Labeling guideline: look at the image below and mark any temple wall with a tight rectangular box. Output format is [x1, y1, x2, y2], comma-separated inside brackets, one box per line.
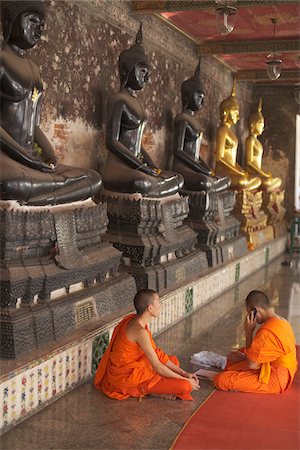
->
[1, 0, 295, 212]
[252, 85, 298, 217]
[0, 0, 252, 173]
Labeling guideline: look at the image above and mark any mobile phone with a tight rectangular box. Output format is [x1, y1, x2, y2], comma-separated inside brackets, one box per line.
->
[251, 308, 257, 319]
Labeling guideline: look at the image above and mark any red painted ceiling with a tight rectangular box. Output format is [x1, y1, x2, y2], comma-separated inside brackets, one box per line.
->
[161, 3, 300, 72]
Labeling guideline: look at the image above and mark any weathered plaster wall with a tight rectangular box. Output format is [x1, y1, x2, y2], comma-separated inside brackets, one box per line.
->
[0, 0, 253, 173]
[252, 85, 298, 216]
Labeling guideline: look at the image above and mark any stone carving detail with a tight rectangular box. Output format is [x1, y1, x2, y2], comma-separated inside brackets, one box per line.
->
[182, 189, 247, 266]
[101, 192, 208, 292]
[0, 202, 136, 358]
[262, 191, 287, 237]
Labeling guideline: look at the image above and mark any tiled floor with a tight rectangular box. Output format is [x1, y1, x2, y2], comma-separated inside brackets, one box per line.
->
[1, 255, 299, 450]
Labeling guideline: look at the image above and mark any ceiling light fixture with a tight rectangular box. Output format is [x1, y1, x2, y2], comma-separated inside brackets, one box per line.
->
[215, 0, 238, 36]
[266, 18, 282, 80]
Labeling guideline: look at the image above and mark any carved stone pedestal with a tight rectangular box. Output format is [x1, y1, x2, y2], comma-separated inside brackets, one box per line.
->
[182, 190, 247, 266]
[262, 190, 287, 238]
[100, 192, 208, 291]
[0, 200, 136, 358]
[234, 191, 274, 248]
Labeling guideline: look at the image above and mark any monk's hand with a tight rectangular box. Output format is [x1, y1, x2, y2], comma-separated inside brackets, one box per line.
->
[189, 377, 200, 391]
[185, 372, 199, 382]
[227, 350, 246, 363]
[244, 312, 256, 336]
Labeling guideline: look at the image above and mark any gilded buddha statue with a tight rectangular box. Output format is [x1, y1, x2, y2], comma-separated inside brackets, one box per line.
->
[173, 61, 230, 193]
[245, 98, 282, 192]
[0, 1, 102, 205]
[103, 23, 183, 197]
[215, 79, 261, 191]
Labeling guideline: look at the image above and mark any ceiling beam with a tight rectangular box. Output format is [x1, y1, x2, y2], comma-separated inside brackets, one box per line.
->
[132, 1, 298, 13]
[198, 39, 300, 55]
[236, 69, 300, 82]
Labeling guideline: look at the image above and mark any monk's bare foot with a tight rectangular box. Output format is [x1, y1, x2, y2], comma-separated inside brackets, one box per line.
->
[148, 394, 177, 400]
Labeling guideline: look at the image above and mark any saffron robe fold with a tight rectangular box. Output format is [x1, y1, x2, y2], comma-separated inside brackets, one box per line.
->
[214, 317, 298, 394]
[94, 314, 192, 400]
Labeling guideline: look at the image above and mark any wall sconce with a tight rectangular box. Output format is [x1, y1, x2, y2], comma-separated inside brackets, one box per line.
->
[266, 18, 282, 80]
[215, 0, 238, 36]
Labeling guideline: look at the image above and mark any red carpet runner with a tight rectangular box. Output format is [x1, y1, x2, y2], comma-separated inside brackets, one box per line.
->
[172, 346, 300, 450]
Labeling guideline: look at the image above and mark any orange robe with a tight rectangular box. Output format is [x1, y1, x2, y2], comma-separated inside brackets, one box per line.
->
[214, 317, 298, 393]
[94, 314, 192, 400]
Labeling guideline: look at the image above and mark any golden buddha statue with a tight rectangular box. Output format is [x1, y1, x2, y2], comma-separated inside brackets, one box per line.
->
[215, 79, 261, 191]
[245, 98, 282, 192]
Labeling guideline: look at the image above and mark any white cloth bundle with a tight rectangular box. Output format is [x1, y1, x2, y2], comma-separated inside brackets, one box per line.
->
[191, 351, 227, 370]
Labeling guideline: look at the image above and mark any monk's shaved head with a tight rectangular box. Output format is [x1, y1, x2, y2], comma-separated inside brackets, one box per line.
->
[134, 289, 158, 315]
[245, 290, 271, 310]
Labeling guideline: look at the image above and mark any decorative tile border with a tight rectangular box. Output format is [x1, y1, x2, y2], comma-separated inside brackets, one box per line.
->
[0, 236, 286, 434]
[91, 332, 110, 375]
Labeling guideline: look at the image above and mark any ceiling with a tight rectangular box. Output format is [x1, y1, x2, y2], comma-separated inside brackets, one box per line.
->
[132, 1, 300, 84]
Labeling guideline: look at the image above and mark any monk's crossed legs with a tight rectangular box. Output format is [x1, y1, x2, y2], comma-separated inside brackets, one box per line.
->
[147, 356, 193, 400]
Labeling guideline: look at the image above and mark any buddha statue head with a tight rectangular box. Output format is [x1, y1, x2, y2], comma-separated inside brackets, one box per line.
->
[119, 22, 149, 90]
[220, 78, 240, 126]
[181, 60, 205, 112]
[1, 0, 45, 48]
[248, 98, 265, 136]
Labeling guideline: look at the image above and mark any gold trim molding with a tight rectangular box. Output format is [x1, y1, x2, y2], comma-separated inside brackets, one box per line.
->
[132, 1, 298, 13]
[198, 39, 300, 55]
[236, 69, 300, 82]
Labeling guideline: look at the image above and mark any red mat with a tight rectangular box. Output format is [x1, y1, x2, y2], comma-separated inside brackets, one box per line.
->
[172, 347, 300, 450]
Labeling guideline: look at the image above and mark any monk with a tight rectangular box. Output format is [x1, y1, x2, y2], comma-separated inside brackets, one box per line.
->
[94, 289, 199, 400]
[213, 290, 298, 393]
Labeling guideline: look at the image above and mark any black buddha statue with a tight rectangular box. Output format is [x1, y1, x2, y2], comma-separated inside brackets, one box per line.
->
[103, 23, 183, 197]
[173, 61, 230, 193]
[0, 1, 102, 205]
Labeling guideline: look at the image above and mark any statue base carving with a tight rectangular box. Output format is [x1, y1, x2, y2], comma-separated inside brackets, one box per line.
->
[181, 190, 248, 266]
[262, 190, 287, 238]
[0, 200, 136, 358]
[247, 225, 275, 249]
[99, 192, 208, 292]
[234, 191, 274, 248]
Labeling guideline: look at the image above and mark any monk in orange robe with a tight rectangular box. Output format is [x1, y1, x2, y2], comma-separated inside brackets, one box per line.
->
[94, 289, 200, 400]
[214, 290, 298, 393]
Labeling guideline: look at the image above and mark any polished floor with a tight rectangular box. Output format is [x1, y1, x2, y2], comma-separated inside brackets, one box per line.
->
[1, 255, 299, 450]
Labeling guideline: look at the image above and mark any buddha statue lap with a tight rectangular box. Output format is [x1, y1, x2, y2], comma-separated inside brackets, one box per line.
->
[245, 98, 282, 192]
[173, 61, 230, 194]
[215, 79, 261, 192]
[0, 1, 102, 206]
[102, 24, 183, 198]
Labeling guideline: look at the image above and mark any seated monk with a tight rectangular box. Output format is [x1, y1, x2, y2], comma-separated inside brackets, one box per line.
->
[245, 98, 282, 192]
[0, 1, 102, 205]
[102, 23, 183, 197]
[173, 60, 230, 193]
[94, 289, 199, 400]
[215, 79, 261, 192]
[212, 290, 298, 393]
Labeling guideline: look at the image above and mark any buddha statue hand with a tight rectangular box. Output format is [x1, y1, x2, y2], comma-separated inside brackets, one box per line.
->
[39, 160, 58, 173]
[140, 164, 160, 177]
